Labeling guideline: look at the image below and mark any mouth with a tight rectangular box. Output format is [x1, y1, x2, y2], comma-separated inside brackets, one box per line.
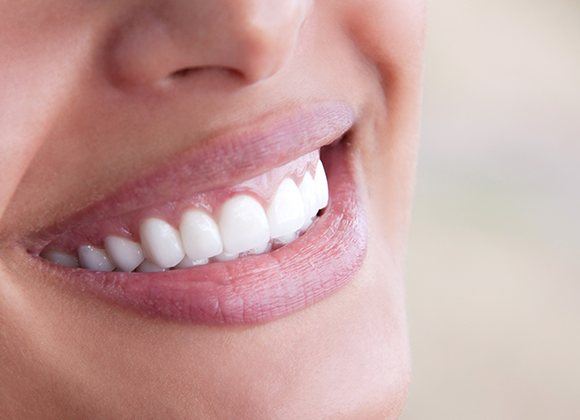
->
[24, 102, 367, 325]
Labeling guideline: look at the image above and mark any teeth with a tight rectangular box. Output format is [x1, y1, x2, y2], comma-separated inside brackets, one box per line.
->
[249, 241, 272, 255]
[41, 158, 330, 271]
[40, 250, 79, 268]
[136, 260, 167, 273]
[104, 236, 144, 272]
[180, 210, 223, 260]
[299, 172, 318, 220]
[273, 232, 298, 247]
[139, 218, 185, 268]
[218, 194, 270, 254]
[314, 160, 329, 210]
[78, 245, 115, 272]
[267, 178, 306, 240]
[176, 256, 209, 268]
[213, 252, 240, 262]
[300, 217, 314, 232]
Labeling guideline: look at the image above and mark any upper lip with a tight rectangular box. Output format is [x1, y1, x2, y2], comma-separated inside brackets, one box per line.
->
[26, 101, 355, 253]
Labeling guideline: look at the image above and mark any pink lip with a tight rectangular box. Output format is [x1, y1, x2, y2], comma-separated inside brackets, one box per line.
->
[27, 102, 367, 324]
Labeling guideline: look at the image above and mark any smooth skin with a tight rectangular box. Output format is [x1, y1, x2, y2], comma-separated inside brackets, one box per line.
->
[0, 1, 425, 418]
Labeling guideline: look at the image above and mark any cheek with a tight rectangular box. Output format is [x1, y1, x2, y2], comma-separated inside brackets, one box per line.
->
[343, 0, 426, 63]
[0, 3, 99, 230]
[341, 0, 426, 252]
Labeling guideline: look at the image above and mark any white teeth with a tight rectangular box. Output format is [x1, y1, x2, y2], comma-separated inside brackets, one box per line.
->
[104, 236, 144, 272]
[139, 218, 185, 268]
[42, 157, 329, 271]
[180, 210, 223, 260]
[300, 217, 314, 232]
[218, 194, 270, 254]
[273, 232, 298, 247]
[299, 172, 318, 220]
[213, 252, 239, 262]
[78, 245, 115, 272]
[267, 178, 306, 240]
[40, 249, 79, 268]
[249, 241, 272, 255]
[176, 256, 209, 268]
[136, 260, 167, 273]
[314, 160, 329, 210]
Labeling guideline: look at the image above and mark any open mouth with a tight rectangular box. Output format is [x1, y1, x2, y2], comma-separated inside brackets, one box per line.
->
[24, 102, 367, 324]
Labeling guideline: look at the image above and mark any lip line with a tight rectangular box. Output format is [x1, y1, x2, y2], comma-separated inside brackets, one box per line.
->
[25, 101, 355, 253]
[25, 142, 367, 324]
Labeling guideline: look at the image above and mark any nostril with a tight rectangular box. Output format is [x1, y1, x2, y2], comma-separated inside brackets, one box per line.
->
[170, 67, 196, 79]
[167, 65, 246, 84]
[108, 0, 310, 89]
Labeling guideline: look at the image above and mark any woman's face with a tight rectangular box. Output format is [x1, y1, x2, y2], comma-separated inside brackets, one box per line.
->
[0, 1, 424, 418]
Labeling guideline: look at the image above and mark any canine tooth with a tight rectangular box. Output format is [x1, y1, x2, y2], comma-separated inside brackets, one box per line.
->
[214, 252, 239, 262]
[78, 245, 115, 272]
[140, 218, 185, 268]
[180, 210, 223, 260]
[218, 194, 270, 254]
[136, 260, 167, 272]
[176, 256, 209, 268]
[267, 178, 305, 239]
[40, 250, 79, 268]
[314, 160, 329, 210]
[299, 172, 318, 220]
[104, 236, 144, 272]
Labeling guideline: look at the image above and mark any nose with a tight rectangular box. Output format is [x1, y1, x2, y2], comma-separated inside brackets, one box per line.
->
[109, 0, 311, 87]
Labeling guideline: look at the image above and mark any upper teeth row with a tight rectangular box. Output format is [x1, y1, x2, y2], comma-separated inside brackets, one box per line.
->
[41, 160, 329, 272]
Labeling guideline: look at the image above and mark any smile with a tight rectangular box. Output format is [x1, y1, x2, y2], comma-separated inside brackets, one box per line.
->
[40, 151, 327, 271]
[25, 102, 367, 324]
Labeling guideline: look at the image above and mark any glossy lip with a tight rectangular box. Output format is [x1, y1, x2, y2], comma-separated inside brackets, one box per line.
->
[24, 102, 367, 324]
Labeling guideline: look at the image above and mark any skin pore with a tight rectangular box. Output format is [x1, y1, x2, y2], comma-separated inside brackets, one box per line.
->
[0, 1, 424, 418]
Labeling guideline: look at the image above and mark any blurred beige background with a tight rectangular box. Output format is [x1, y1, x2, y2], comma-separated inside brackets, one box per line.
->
[403, 0, 580, 419]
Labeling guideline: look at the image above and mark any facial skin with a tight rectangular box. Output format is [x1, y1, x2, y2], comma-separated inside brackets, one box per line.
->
[0, 1, 424, 418]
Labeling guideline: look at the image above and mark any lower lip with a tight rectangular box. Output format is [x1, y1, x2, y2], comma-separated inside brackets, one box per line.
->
[32, 143, 367, 325]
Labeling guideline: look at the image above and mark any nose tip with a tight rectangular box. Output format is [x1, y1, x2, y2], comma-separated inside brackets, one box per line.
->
[230, 1, 309, 83]
[109, 1, 311, 88]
